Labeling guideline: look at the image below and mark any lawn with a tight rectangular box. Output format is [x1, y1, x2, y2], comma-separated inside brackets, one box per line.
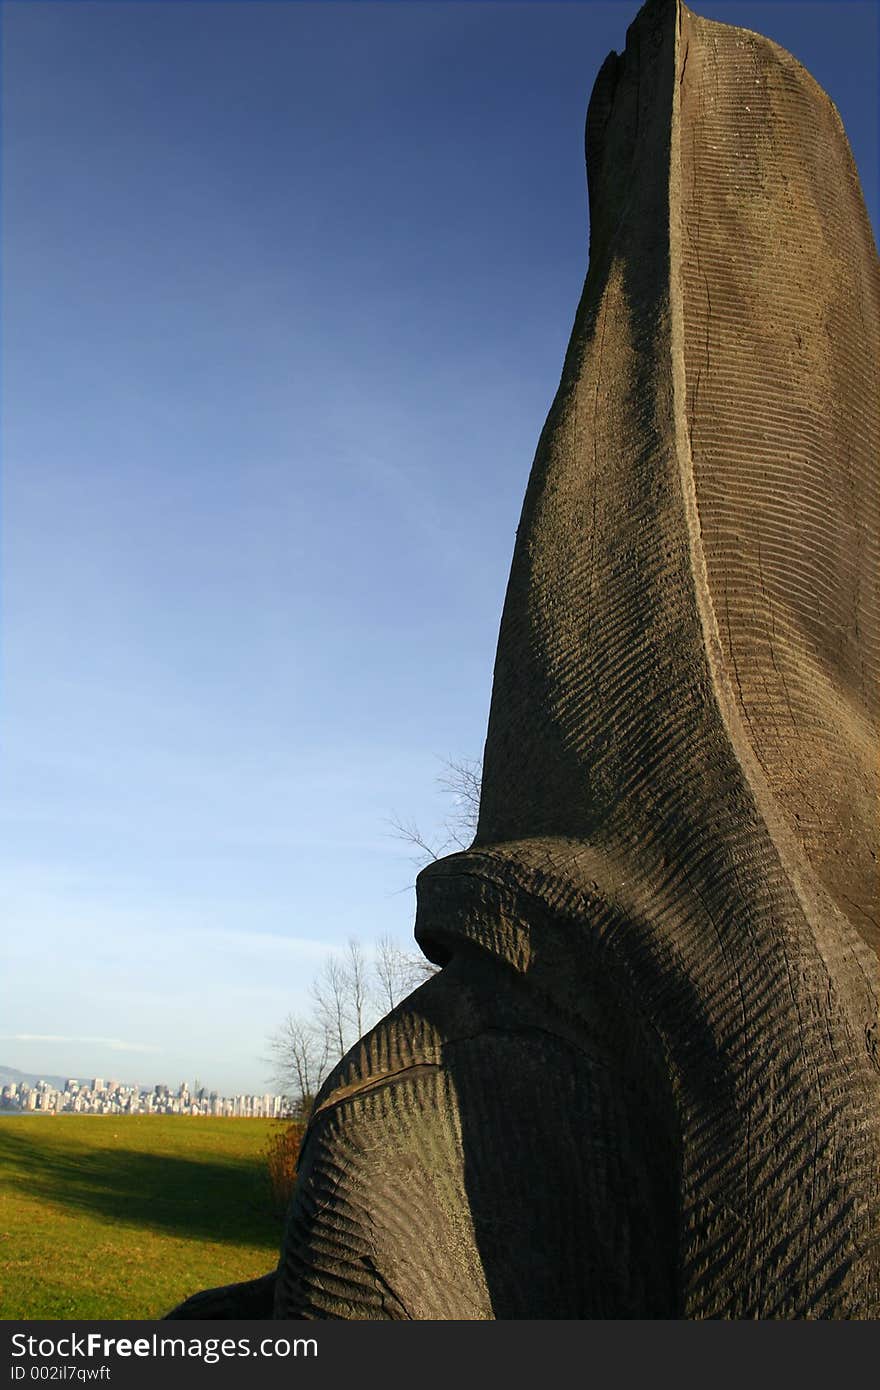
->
[0, 1115, 289, 1319]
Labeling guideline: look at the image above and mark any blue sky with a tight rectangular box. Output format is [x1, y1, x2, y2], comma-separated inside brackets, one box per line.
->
[2, 0, 877, 1095]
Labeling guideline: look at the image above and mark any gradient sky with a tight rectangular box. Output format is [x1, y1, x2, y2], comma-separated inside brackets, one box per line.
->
[2, 0, 877, 1095]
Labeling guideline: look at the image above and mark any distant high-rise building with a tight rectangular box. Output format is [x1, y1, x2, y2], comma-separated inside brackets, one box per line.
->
[92, 1078, 104, 1092]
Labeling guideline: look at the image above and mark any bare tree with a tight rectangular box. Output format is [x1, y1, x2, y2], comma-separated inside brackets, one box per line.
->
[264, 757, 476, 1110]
[386, 815, 443, 866]
[373, 932, 433, 1013]
[266, 1013, 330, 1115]
[268, 933, 439, 1115]
[310, 954, 350, 1062]
[436, 755, 482, 849]
[388, 754, 483, 866]
[343, 937, 370, 1041]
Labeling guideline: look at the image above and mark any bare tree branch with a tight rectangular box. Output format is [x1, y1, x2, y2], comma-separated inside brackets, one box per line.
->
[267, 929, 441, 1116]
[387, 755, 483, 865]
[310, 955, 351, 1062]
[344, 937, 370, 1041]
[373, 932, 433, 1013]
[437, 755, 482, 844]
[384, 814, 444, 866]
[265, 1012, 331, 1115]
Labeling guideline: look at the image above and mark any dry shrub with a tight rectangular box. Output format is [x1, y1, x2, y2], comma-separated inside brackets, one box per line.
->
[265, 1122, 305, 1216]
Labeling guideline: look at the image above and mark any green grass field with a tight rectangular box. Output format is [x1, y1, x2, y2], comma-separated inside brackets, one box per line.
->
[0, 1115, 288, 1319]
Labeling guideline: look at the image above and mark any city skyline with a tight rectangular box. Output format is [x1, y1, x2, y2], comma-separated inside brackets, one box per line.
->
[1, 1073, 289, 1118]
[2, 1, 877, 1095]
